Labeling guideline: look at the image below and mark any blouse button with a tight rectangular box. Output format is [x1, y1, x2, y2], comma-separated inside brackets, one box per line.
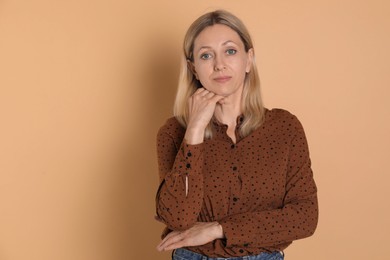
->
[187, 152, 192, 157]
[231, 144, 235, 149]
[186, 163, 191, 169]
[239, 249, 244, 253]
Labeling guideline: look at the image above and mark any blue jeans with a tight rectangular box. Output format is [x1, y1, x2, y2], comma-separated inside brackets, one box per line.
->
[172, 248, 284, 260]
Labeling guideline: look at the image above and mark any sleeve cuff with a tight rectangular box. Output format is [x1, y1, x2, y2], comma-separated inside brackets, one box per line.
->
[174, 140, 204, 174]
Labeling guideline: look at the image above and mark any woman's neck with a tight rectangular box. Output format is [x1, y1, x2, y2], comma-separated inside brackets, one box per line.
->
[214, 97, 242, 128]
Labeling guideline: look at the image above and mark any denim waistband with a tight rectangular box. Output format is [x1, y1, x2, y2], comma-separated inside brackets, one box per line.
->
[172, 248, 284, 260]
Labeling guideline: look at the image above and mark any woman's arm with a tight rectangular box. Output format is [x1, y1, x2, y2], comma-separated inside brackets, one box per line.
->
[156, 88, 224, 231]
[155, 128, 205, 231]
[219, 117, 318, 248]
[156, 221, 224, 251]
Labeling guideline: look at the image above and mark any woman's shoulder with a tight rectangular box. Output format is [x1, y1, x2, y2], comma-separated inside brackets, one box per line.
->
[265, 108, 304, 129]
[157, 116, 186, 138]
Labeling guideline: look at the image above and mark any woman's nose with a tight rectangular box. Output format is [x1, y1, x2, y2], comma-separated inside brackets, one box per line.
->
[214, 55, 226, 71]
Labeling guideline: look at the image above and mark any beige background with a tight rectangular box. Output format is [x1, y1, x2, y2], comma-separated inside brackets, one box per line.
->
[0, 0, 389, 259]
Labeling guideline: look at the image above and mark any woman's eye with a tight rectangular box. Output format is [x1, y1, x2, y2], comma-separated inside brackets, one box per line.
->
[226, 49, 237, 55]
[200, 53, 212, 60]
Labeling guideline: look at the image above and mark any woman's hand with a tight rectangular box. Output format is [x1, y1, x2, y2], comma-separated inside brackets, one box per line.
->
[156, 222, 224, 252]
[184, 88, 224, 145]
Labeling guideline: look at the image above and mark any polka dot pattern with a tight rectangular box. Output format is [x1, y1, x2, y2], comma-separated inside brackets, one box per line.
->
[156, 108, 318, 258]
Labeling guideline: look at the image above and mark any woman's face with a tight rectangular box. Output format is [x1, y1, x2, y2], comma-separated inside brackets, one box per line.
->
[191, 24, 253, 99]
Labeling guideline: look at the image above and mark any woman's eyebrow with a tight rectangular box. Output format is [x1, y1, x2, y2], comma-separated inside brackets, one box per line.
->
[196, 46, 212, 53]
[196, 41, 238, 53]
[222, 40, 238, 46]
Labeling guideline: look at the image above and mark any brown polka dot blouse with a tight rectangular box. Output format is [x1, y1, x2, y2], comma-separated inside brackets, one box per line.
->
[156, 108, 318, 257]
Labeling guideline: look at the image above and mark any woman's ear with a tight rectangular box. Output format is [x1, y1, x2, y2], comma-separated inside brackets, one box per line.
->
[245, 48, 254, 73]
[187, 59, 198, 79]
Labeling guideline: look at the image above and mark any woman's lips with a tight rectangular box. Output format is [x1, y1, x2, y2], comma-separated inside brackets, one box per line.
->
[214, 76, 232, 83]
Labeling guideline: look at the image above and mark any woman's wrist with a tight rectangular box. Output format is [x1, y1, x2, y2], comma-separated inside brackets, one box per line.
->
[185, 125, 205, 145]
[213, 222, 225, 239]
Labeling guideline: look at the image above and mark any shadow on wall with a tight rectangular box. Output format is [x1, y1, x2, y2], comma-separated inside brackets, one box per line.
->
[105, 33, 181, 259]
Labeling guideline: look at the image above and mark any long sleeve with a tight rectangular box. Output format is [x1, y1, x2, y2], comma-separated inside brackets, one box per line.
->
[155, 120, 205, 231]
[156, 110, 318, 257]
[219, 116, 318, 248]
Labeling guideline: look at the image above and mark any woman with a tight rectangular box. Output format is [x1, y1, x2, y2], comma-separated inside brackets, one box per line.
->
[155, 10, 318, 260]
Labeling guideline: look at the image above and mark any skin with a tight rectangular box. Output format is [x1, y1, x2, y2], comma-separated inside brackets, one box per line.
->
[157, 24, 254, 252]
[186, 24, 253, 144]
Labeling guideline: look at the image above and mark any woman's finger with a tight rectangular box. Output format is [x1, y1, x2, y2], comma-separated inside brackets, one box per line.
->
[194, 87, 206, 95]
[157, 231, 185, 251]
[162, 239, 187, 251]
[211, 94, 225, 103]
[202, 90, 216, 99]
[198, 89, 210, 97]
[158, 230, 179, 247]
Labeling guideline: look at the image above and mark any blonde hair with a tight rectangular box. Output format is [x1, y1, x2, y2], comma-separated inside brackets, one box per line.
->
[174, 10, 265, 139]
